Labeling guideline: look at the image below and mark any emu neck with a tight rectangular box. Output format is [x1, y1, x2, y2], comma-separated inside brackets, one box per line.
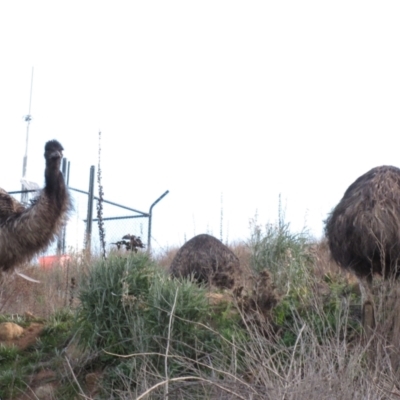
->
[44, 160, 63, 197]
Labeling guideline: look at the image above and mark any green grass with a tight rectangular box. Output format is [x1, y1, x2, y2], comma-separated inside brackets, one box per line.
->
[0, 367, 28, 399]
[0, 343, 19, 363]
[2, 210, 400, 399]
[0, 310, 77, 399]
[74, 252, 247, 396]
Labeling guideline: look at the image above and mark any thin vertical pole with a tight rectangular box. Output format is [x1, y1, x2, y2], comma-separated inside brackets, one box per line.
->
[147, 190, 169, 253]
[67, 161, 71, 186]
[21, 67, 34, 204]
[85, 166, 95, 252]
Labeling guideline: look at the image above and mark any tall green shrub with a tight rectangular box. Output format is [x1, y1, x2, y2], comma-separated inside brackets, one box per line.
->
[248, 206, 311, 289]
[75, 253, 246, 393]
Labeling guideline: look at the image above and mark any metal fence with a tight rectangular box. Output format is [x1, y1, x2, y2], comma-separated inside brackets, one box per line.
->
[8, 163, 168, 257]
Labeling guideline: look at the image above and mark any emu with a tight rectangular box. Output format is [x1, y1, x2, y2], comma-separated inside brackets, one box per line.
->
[169, 233, 241, 289]
[0, 140, 71, 272]
[325, 165, 400, 336]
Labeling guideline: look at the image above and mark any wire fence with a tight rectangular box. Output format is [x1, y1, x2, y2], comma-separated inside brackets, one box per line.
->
[7, 188, 149, 257]
[8, 168, 168, 258]
[6, 158, 168, 265]
[72, 187, 150, 255]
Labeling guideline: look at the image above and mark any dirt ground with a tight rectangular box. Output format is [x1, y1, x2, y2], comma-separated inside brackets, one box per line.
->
[0, 322, 44, 351]
[0, 322, 61, 400]
[0, 321, 102, 400]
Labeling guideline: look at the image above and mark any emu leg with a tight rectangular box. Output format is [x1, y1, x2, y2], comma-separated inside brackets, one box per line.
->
[389, 283, 400, 374]
[362, 300, 375, 338]
[358, 275, 375, 341]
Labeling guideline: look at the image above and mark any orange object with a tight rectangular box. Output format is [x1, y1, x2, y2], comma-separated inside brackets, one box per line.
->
[38, 255, 70, 269]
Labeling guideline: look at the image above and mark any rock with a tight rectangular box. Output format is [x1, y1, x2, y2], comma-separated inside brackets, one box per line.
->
[34, 384, 54, 399]
[0, 322, 24, 340]
[86, 372, 101, 396]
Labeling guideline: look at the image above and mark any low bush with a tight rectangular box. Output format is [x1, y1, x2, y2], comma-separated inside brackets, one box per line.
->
[75, 253, 247, 396]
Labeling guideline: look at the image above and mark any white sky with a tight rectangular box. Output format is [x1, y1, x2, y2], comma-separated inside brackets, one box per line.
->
[1, 1, 400, 251]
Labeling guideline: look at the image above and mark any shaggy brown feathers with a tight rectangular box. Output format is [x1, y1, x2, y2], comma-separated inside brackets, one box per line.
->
[169, 234, 242, 289]
[0, 188, 25, 220]
[0, 140, 71, 271]
[325, 165, 400, 280]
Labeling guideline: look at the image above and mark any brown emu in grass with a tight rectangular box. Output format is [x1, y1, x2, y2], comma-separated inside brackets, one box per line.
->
[0, 140, 71, 272]
[169, 234, 241, 289]
[325, 165, 400, 336]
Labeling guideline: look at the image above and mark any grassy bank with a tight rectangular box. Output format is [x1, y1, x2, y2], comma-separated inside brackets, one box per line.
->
[1, 218, 400, 399]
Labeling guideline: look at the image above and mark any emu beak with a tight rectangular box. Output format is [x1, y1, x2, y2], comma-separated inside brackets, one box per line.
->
[50, 150, 63, 159]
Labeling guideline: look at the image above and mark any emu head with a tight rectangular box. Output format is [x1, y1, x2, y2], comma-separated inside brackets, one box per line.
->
[44, 140, 64, 168]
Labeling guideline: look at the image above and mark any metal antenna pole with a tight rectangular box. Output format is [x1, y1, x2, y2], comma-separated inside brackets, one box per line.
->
[21, 67, 34, 204]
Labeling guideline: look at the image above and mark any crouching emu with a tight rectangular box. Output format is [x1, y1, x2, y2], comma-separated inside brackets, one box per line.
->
[0, 139, 71, 272]
[325, 165, 400, 338]
[169, 234, 242, 289]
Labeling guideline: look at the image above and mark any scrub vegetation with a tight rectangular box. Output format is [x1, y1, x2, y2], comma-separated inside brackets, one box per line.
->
[1, 211, 400, 399]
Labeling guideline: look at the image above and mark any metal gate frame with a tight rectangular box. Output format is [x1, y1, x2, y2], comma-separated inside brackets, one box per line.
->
[8, 162, 169, 255]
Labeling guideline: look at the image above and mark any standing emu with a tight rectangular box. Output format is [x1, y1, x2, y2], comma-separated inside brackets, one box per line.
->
[325, 165, 400, 335]
[0, 139, 71, 272]
[169, 234, 241, 289]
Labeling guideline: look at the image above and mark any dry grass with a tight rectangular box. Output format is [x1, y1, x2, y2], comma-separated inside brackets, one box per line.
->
[311, 239, 358, 283]
[153, 246, 180, 270]
[4, 239, 400, 399]
[0, 252, 88, 318]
